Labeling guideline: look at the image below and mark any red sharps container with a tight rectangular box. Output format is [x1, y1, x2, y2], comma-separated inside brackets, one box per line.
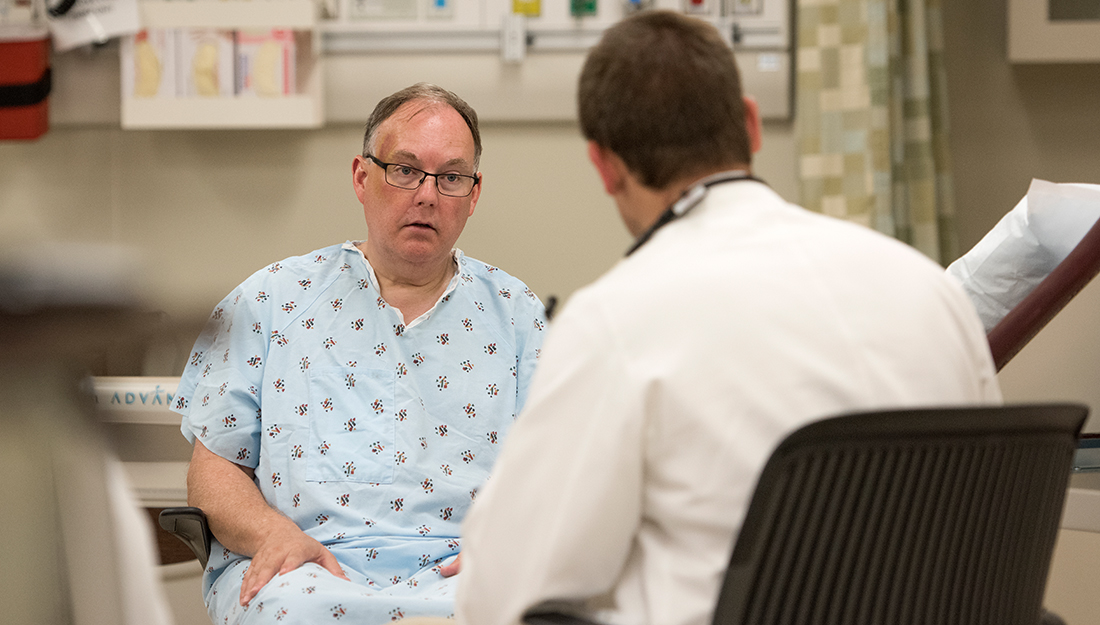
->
[0, 24, 51, 140]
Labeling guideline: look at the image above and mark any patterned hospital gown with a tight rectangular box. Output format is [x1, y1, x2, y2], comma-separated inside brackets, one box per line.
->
[172, 242, 546, 625]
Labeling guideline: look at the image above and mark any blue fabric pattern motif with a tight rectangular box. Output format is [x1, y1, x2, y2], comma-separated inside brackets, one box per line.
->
[172, 242, 545, 625]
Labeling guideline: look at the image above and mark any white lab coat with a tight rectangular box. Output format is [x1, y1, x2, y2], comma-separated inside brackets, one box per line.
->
[456, 181, 1001, 625]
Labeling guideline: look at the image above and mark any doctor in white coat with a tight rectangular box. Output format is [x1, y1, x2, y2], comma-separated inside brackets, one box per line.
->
[454, 10, 1001, 625]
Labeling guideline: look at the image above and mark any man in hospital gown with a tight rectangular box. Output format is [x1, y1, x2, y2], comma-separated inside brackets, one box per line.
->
[172, 83, 545, 625]
[456, 12, 1001, 625]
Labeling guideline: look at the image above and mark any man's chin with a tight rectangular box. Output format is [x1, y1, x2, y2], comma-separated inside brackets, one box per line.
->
[395, 239, 454, 266]
[398, 230, 442, 249]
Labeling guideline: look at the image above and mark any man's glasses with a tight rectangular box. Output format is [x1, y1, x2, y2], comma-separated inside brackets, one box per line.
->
[366, 154, 480, 198]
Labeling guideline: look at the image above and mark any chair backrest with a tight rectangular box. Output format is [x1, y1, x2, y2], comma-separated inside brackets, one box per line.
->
[712, 404, 1087, 625]
[988, 215, 1100, 371]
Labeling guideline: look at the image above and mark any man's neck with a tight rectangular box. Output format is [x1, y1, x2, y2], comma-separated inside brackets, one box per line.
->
[623, 165, 751, 237]
[357, 243, 456, 322]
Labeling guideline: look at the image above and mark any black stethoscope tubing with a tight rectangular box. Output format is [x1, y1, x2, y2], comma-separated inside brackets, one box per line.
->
[625, 171, 765, 256]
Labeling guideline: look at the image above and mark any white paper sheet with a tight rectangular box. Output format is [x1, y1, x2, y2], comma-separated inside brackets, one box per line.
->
[946, 179, 1100, 332]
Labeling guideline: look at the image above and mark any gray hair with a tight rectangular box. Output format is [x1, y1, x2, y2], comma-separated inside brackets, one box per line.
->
[362, 83, 482, 169]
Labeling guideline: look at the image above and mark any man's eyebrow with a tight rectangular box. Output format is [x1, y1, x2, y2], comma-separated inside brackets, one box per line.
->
[390, 150, 421, 164]
[443, 157, 472, 169]
[390, 150, 473, 172]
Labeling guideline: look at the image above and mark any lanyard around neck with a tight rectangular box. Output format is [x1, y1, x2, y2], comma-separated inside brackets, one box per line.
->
[625, 171, 764, 256]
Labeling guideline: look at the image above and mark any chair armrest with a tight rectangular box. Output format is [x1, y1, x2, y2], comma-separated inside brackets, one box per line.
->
[523, 611, 604, 625]
[158, 506, 212, 569]
[1041, 608, 1067, 625]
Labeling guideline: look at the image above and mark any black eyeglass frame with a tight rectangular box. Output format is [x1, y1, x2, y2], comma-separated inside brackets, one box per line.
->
[365, 154, 481, 198]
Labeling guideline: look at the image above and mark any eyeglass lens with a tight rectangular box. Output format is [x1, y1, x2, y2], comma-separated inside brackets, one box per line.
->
[386, 164, 476, 197]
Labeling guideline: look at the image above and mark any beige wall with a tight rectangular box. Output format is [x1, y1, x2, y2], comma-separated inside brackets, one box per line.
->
[0, 120, 784, 323]
[2, 0, 1097, 426]
[5, 0, 1098, 424]
[0, 77, 798, 377]
[2, 2, 1100, 621]
[0, 4, 1091, 399]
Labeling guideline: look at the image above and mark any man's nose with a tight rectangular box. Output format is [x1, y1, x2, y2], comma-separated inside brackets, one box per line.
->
[414, 175, 440, 204]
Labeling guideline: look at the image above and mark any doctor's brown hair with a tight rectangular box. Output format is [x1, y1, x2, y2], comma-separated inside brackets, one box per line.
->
[578, 10, 751, 189]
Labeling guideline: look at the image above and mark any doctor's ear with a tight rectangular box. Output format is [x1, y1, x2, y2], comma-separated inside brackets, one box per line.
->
[587, 142, 627, 195]
[743, 96, 763, 155]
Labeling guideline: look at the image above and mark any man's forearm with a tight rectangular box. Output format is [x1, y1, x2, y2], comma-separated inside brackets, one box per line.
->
[187, 440, 302, 557]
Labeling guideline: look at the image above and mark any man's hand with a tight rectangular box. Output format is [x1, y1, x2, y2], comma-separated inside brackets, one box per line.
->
[239, 527, 349, 606]
[187, 441, 351, 606]
[438, 552, 462, 578]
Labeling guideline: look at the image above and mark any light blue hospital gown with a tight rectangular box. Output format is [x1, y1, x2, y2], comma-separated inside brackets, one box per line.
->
[172, 242, 545, 625]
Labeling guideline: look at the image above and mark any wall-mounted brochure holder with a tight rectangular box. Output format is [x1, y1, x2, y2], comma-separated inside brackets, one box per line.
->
[120, 0, 323, 129]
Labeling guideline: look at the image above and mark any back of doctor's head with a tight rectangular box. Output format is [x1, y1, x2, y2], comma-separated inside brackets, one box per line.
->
[578, 10, 751, 189]
[362, 83, 483, 169]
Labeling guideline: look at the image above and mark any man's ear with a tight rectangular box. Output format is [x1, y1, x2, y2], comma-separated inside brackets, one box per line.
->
[352, 155, 370, 204]
[743, 96, 763, 154]
[587, 141, 626, 196]
[467, 171, 482, 217]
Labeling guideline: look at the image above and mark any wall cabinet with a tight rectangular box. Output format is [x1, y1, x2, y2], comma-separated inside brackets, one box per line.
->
[120, 0, 324, 129]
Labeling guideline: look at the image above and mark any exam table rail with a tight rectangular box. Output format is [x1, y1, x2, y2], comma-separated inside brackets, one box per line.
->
[987, 211, 1100, 371]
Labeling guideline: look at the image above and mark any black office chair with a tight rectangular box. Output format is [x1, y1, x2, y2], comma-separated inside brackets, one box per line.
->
[526, 403, 1086, 625]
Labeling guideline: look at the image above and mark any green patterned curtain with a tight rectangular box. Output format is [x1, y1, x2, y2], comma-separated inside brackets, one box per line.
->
[796, 0, 956, 264]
